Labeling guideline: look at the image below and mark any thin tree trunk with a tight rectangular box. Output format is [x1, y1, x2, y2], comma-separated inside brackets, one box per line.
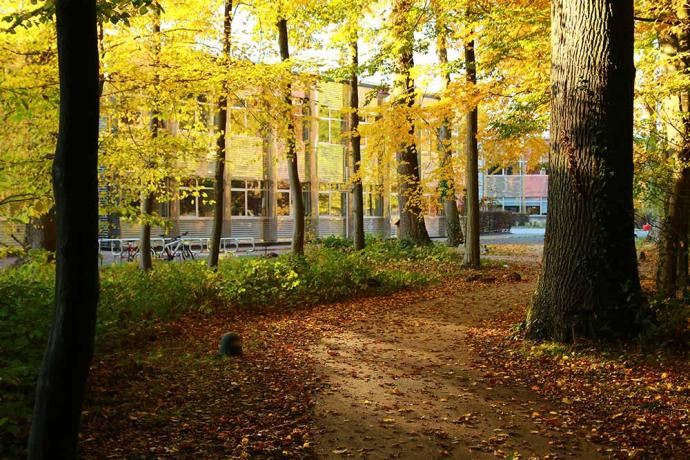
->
[139, 8, 161, 271]
[208, 0, 232, 268]
[526, 0, 642, 342]
[350, 30, 365, 250]
[277, 18, 305, 255]
[28, 0, 100, 455]
[463, 36, 480, 267]
[436, 29, 463, 247]
[391, 0, 431, 245]
[656, 12, 690, 297]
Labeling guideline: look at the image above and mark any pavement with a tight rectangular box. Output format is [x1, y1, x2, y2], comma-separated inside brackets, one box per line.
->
[3, 227, 655, 268]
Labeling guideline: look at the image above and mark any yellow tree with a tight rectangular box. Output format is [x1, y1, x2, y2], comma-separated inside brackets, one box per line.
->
[0, 3, 58, 249]
[98, 0, 218, 268]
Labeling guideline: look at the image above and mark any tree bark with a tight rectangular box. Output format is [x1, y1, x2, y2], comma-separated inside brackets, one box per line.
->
[526, 0, 643, 342]
[436, 29, 463, 247]
[208, 0, 232, 268]
[28, 0, 100, 456]
[277, 18, 305, 255]
[391, 0, 431, 245]
[350, 31, 365, 250]
[139, 8, 161, 271]
[463, 36, 480, 267]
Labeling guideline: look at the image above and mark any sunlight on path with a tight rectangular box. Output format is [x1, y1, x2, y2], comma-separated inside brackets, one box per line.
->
[309, 275, 603, 459]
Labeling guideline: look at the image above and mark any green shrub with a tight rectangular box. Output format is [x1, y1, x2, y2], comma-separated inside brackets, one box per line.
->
[0, 251, 54, 456]
[362, 237, 456, 264]
[317, 235, 353, 251]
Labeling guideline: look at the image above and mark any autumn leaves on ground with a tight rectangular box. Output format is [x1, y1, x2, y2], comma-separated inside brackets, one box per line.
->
[77, 246, 690, 459]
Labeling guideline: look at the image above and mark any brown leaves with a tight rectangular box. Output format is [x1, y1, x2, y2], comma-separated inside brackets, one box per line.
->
[466, 301, 690, 459]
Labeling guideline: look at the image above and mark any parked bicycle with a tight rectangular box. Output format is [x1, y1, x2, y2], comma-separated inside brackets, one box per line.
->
[122, 240, 156, 262]
[159, 232, 195, 261]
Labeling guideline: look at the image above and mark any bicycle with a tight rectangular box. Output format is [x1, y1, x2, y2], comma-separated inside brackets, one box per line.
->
[122, 240, 155, 262]
[159, 232, 195, 261]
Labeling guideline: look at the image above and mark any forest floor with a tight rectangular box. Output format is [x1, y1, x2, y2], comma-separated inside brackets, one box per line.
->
[80, 245, 690, 459]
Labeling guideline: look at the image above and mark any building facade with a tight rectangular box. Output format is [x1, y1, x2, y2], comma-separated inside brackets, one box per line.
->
[0, 81, 549, 248]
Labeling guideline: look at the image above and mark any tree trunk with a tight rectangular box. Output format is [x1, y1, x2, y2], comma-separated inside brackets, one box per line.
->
[436, 29, 463, 247]
[277, 18, 305, 255]
[139, 191, 154, 269]
[526, 0, 642, 342]
[139, 9, 161, 271]
[28, 0, 100, 456]
[350, 31, 365, 250]
[208, 0, 232, 268]
[463, 36, 480, 267]
[391, 0, 431, 245]
[656, 11, 690, 297]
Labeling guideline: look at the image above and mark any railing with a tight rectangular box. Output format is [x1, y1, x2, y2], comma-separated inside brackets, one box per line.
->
[98, 236, 255, 263]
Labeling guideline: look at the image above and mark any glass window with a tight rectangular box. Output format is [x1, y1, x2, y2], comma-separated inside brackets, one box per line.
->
[363, 186, 383, 217]
[230, 180, 266, 216]
[277, 192, 290, 216]
[318, 183, 345, 217]
[331, 192, 343, 216]
[390, 194, 399, 216]
[277, 181, 309, 217]
[180, 196, 197, 216]
[179, 178, 215, 218]
[318, 193, 330, 215]
[230, 191, 245, 216]
[247, 189, 263, 216]
[318, 119, 330, 143]
[527, 205, 541, 215]
[318, 108, 343, 144]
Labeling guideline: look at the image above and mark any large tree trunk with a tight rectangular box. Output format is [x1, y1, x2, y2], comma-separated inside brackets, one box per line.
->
[277, 18, 305, 255]
[391, 0, 431, 245]
[656, 10, 690, 297]
[526, 0, 642, 342]
[208, 0, 232, 268]
[350, 31, 365, 250]
[436, 30, 463, 247]
[139, 9, 161, 271]
[463, 36, 480, 267]
[28, 0, 100, 456]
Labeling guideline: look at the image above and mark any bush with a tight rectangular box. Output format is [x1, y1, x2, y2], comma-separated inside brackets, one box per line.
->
[0, 251, 54, 454]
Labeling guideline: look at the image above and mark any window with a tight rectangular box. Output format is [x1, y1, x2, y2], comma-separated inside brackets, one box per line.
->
[229, 101, 260, 135]
[363, 185, 383, 217]
[231, 180, 266, 216]
[318, 183, 345, 217]
[527, 205, 541, 215]
[179, 179, 215, 218]
[277, 180, 311, 217]
[390, 185, 399, 216]
[299, 105, 311, 143]
[178, 97, 214, 133]
[318, 108, 343, 144]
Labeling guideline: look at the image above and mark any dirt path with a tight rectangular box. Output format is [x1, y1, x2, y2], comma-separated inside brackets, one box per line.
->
[309, 262, 603, 459]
